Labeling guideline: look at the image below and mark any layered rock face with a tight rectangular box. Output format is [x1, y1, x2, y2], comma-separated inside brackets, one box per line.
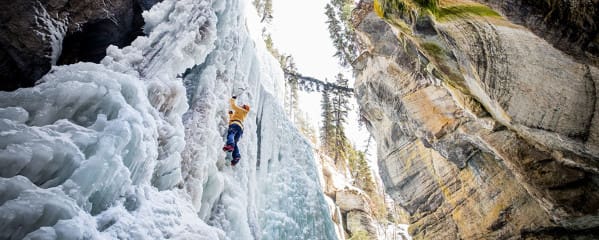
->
[319, 154, 379, 239]
[319, 147, 412, 239]
[352, 0, 599, 239]
[0, 0, 160, 91]
[476, 0, 599, 66]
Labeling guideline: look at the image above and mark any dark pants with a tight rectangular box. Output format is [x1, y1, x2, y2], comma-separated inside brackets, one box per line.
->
[226, 123, 243, 159]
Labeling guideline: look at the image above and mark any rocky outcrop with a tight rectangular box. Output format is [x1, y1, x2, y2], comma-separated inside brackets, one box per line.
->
[353, 0, 599, 239]
[318, 153, 389, 239]
[474, 0, 599, 66]
[0, 0, 160, 91]
[336, 188, 378, 237]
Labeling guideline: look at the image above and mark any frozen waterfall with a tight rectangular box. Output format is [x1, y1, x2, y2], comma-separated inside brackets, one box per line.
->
[0, 0, 338, 239]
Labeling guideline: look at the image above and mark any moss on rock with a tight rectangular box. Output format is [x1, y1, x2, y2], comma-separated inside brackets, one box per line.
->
[436, 4, 501, 21]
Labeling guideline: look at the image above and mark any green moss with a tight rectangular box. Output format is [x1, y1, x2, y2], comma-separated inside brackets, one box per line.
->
[419, 41, 471, 94]
[436, 5, 501, 21]
[385, 0, 409, 17]
[421, 42, 444, 58]
[377, 1, 499, 23]
[441, 70, 471, 94]
[413, 0, 438, 13]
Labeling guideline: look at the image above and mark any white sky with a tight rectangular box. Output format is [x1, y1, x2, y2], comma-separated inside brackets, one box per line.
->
[270, 0, 375, 157]
[270, 0, 340, 80]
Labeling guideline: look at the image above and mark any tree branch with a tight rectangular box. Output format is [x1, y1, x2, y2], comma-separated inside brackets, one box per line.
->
[283, 70, 354, 93]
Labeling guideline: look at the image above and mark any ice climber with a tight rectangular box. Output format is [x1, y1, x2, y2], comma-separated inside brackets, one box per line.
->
[223, 96, 250, 166]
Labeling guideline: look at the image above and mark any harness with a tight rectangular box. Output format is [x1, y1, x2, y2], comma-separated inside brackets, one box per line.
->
[231, 120, 244, 129]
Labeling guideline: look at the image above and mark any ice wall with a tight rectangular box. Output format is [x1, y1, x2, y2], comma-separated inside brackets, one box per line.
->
[0, 0, 337, 239]
[180, 0, 337, 239]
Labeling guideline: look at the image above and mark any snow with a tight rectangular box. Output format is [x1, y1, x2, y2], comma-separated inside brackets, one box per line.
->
[0, 0, 337, 239]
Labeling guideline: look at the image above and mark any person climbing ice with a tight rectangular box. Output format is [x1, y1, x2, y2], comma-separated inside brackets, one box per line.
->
[222, 95, 250, 166]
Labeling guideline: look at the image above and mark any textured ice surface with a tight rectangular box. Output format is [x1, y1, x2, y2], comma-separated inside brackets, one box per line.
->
[0, 0, 337, 239]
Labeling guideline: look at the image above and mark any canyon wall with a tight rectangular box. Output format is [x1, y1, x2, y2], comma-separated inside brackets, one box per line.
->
[352, 0, 599, 239]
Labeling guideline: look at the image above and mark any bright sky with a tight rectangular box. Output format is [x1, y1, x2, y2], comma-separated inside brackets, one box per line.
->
[270, 0, 340, 80]
[270, 0, 375, 157]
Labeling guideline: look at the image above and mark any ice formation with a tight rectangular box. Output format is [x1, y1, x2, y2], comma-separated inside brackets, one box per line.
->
[0, 0, 337, 239]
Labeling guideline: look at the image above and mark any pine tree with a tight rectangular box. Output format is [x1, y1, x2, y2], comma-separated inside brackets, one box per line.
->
[262, 0, 273, 23]
[253, 0, 273, 23]
[325, 1, 358, 68]
[318, 73, 351, 171]
[332, 73, 350, 125]
[325, 4, 349, 67]
[330, 73, 351, 166]
[320, 87, 335, 155]
[263, 32, 276, 55]
[331, 0, 354, 23]
[283, 56, 300, 121]
[252, 0, 263, 13]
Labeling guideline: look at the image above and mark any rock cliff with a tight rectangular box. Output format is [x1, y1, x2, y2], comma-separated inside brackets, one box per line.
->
[318, 151, 410, 239]
[0, 0, 160, 91]
[352, 0, 599, 239]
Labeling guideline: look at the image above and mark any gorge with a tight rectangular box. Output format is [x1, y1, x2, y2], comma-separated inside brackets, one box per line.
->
[0, 0, 598, 239]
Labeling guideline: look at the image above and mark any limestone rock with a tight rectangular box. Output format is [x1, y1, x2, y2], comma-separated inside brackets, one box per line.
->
[336, 188, 372, 214]
[353, 0, 599, 239]
[317, 152, 408, 239]
[346, 210, 378, 238]
[320, 153, 347, 198]
[474, 0, 599, 66]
